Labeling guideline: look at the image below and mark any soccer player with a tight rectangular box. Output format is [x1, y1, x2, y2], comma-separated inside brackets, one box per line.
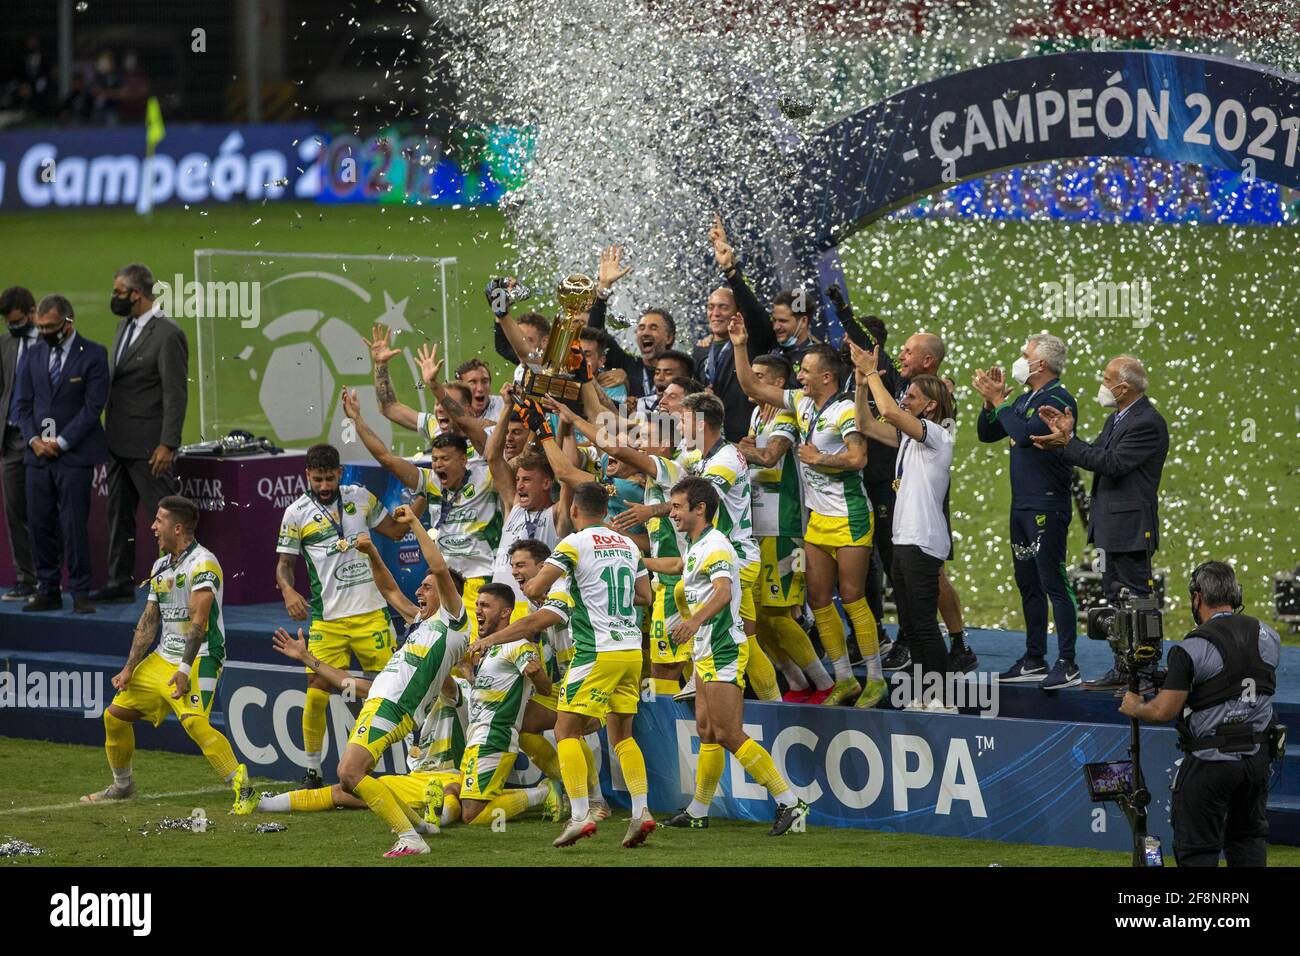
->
[737, 353, 834, 702]
[275, 441, 410, 787]
[334, 504, 470, 857]
[344, 387, 503, 640]
[82, 496, 254, 812]
[468, 482, 655, 849]
[733, 316, 886, 708]
[663, 478, 809, 833]
[456, 583, 562, 826]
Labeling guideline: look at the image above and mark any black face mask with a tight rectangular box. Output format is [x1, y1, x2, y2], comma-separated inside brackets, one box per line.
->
[7, 320, 29, 337]
[41, 324, 68, 348]
[110, 293, 133, 317]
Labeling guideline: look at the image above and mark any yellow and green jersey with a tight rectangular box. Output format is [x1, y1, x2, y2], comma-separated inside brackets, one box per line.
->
[417, 458, 503, 580]
[782, 388, 870, 527]
[276, 486, 388, 622]
[368, 605, 470, 725]
[645, 454, 688, 615]
[544, 527, 648, 656]
[408, 676, 471, 773]
[466, 638, 540, 758]
[148, 541, 225, 667]
[679, 441, 759, 565]
[748, 406, 804, 538]
[536, 581, 576, 684]
[416, 411, 483, 461]
[681, 527, 746, 660]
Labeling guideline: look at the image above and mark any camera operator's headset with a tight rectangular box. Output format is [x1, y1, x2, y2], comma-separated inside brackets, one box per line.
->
[1187, 562, 1244, 615]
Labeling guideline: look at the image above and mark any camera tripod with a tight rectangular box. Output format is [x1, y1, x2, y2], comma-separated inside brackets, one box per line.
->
[1115, 666, 1159, 867]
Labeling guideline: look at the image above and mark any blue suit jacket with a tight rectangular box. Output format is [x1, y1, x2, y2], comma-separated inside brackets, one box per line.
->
[1059, 395, 1169, 554]
[12, 333, 110, 468]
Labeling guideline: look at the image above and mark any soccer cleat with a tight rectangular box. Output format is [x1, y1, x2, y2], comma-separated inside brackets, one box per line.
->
[783, 687, 814, 703]
[589, 798, 612, 822]
[672, 674, 696, 702]
[882, 644, 911, 670]
[821, 677, 861, 706]
[804, 686, 834, 705]
[80, 781, 136, 803]
[553, 813, 598, 848]
[665, 808, 709, 829]
[1041, 658, 1081, 691]
[998, 657, 1048, 683]
[300, 768, 325, 789]
[853, 677, 889, 709]
[230, 764, 257, 815]
[415, 820, 440, 837]
[949, 645, 979, 674]
[622, 810, 656, 848]
[769, 799, 809, 836]
[422, 777, 445, 826]
[541, 779, 564, 823]
[383, 834, 431, 858]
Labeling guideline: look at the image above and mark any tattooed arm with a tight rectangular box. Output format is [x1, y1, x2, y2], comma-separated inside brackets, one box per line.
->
[112, 601, 160, 691]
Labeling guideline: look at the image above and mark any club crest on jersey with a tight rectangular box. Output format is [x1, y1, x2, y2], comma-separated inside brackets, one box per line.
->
[343, 501, 357, 515]
[686, 555, 697, 572]
[462, 483, 476, 499]
[175, 572, 187, 588]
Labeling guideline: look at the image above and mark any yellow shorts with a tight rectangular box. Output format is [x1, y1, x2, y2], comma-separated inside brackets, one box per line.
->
[462, 577, 487, 639]
[696, 640, 749, 688]
[739, 560, 760, 624]
[650, 579, 691, 665]
[309, 607, 396, 674]
[559, 649, 642, 720]
[759, 535, 806, 607]
[346, 695, 413, 764]
[112, 651, 221, 727]
[459, 745, 518, 800]
[377, 769, 462, 809]
[804, 509, 873, 554]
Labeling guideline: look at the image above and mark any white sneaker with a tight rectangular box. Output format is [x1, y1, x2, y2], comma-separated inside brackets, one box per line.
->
[673, 675, 696, 702]
[383, 834, 431, 858]
[80, 781, 135, 803]
[903, 698, 957, 714]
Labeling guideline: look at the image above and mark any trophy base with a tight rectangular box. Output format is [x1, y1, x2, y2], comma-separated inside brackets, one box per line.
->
[516, 367, 584, 409]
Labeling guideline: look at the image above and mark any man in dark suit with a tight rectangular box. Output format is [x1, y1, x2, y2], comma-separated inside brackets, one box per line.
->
[1, 286, 40, 601]
[1034, 354, 1170, 688]
[11, 294, 110, 613]
[91, 263, 188, 603]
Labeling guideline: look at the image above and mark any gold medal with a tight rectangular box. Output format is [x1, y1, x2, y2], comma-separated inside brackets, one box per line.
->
[335, 537, 351, 553]
[892, 478, 901, 492]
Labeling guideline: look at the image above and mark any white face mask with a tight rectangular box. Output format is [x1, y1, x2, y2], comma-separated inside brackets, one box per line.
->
[1097, 383, 1118, 408]
[1011, 357, 1032, 385]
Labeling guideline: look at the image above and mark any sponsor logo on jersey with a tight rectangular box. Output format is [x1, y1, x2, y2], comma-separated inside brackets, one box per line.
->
[335, 561, 371, 583]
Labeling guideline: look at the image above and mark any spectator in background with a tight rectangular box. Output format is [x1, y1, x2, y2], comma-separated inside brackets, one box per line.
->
[585, 246, 677, 399]
[60, 72, 95, 124]
[1033, 354, 1169, 689]
[1, 286, 40, 601]
[92, 263, 188, 604]
[973, 334, 1081, 690]
[12, 295, 110, 614]
[91, 50, 123, 125]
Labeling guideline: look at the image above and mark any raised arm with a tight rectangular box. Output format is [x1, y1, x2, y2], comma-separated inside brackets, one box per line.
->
[486, 391, 518, 512]
[416, 343, 489, 452]
[365, 322, 420, 432]
[711, 214, 777, 356]
[355, 532, 420, 623]
[393, 505, 463, 620]
[853, 342, 925, 442]
[341, 386, 422, 489]
[729, 316, 786, 409]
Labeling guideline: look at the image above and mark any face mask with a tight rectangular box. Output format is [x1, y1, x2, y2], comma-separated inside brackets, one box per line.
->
[780, 334, 799, 348]
[1011, 357, 1032, 384]
[41, 324, 67, 348]
[110, 293, 133, 317]
[1097, 384, 1118, 408]
[7, 320, 29, 337]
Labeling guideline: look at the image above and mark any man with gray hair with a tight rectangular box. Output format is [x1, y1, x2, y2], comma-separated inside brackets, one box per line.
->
[1034, 354, 1169, 689]
[973, 333, 1080, 689]
[91, 263, 189, 603]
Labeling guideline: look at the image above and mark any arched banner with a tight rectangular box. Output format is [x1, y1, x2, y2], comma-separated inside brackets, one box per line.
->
[748, 50, 1300, 337]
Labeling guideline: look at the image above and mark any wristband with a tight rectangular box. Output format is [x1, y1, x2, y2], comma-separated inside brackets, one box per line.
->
[177, 661, 192, 676]
[597, 287, 612, 300]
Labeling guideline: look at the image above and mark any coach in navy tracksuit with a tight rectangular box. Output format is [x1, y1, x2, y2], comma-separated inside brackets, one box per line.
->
[11, 294, 109, 614]
[974, 334, 1080, 690]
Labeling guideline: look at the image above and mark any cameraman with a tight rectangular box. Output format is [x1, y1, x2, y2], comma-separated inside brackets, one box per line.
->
[1119, 561, 1281, 867]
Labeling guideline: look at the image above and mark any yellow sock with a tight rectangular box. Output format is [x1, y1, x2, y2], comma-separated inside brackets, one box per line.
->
[303, 687, 330, 761]
[289, 786, 335, 811]
[104, 710, 134, 772]
[468, 789, 531, 825]
[181, 715, 239, 779]
[735, 738, 791, 800]
[614, 737, 650, 816]
[557, 737, 589, 802]
[578, 738, 601, 794]
[763, 608, 817, 668]
[353, 776, 414, 833]
[519, 732, 562, 782]
[694, 743, 726, 806]
[812, 603, 847, 661]
[651, 677, 681, 697]
[745, 639, 781, 701]
[844, 597, 879, 658]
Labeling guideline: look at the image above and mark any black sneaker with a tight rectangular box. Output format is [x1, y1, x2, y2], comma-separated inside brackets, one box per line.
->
[1041, 658, 1081, 691]
[882, 644, 911, 670]
[73, 597, 97, 615]
[22, 592, 61, 613]
[1, 583, 37, 601]
[998, 656, 1048, 683]
[949, 644, 978, 674]
[665, 808, 709, 829]
[1083, 667, 1127, 691]
[301, 769, 325, 789]
[769, 798, 809, 836]
[89, 585, 136, 603]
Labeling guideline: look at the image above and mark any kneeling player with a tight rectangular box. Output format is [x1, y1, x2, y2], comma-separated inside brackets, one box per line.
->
[82, 496, 254, 813]
[663, 478, 808, 834]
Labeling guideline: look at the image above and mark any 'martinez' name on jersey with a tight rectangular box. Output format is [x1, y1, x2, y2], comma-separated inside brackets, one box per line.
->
[368, 605, 471, 726]
[276, 485, 387, 622]
[148, 541, 225, 666]
[545, 527, 648, 655]
[418, 458, 503, 580]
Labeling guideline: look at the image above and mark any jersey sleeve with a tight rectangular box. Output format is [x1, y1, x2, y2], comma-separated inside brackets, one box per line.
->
[275, 509, 301, 555]
[770, 410, 800, 443]
[919, 418, 953, 451]
[439, 602, 470, 633]
[417, 466, 441, 499]
[700, 450, 740, 493]
[510, 641, 540, 674]
[651, 455, 684, 489]
[781, 388, 802, 413]
[191, 556, 222, 593]
[542, 588, 574, 626]
[363, 489, 387, 529]
[835, 403, 862, 441]
[545, 535, 581, 576]
[146, 557, 167, 603]
[417, 411, 438, 444]
[702, 549, 735, 581]
[1162, 644, 1195, 693]
[635, 555, 649, 580]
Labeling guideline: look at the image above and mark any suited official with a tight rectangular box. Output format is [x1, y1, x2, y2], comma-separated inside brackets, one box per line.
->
[1, 286, 40, 601]
[11, 295, 110, 613]
[1034, 354, 1170, 688]
[92, 263, 188, 603]
[691, 285, 757, 441]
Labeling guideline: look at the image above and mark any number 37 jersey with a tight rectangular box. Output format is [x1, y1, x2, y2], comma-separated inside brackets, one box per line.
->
[544, 527, 648, 656]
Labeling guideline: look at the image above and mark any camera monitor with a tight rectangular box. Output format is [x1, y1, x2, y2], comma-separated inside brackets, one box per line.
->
[1083, 760, 1135, 802]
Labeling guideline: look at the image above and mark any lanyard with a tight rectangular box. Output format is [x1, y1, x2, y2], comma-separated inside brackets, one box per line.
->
[804, 391, 845, 444]
[705, 340, 732, 385]
[149, 540, 197, 584]
[436, 479, 467, 529]
[522, 508, 544, 540]
[699, 436, 726, 469]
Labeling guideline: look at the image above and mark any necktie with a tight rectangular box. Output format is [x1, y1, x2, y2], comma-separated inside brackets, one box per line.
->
[117, 319, 136, 365]
[48, 344, 63, 391]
